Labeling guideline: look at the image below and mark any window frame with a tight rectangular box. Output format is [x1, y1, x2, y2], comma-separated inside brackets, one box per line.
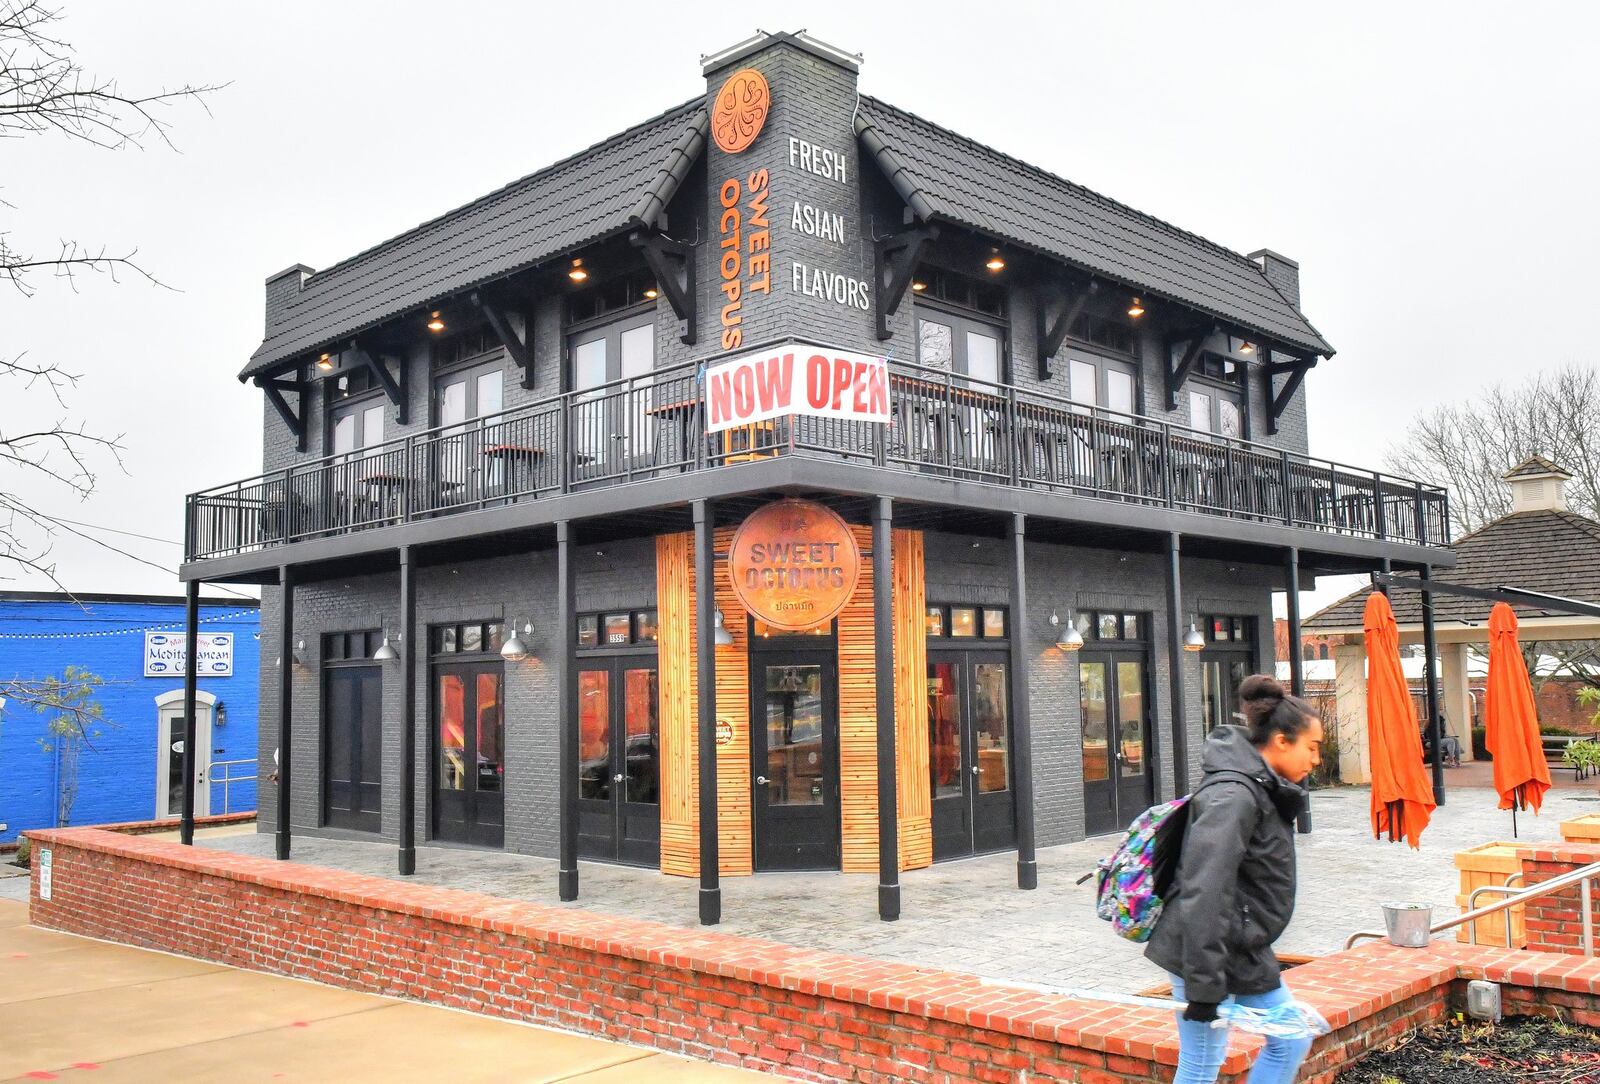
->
[925, 602, 1010, 645]
[1064, 348, 1140, 417]
[325, 388, 389, 458]
[564, 307, 657, 393]
[1185, 354, 1250, 438]
[575, 607, 661, 657]
[913, 300, 1009, 385]
[431, 355, 508, 429]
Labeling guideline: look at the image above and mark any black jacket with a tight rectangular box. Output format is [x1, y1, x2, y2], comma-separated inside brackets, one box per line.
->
[1143, 726, 1306, 1003]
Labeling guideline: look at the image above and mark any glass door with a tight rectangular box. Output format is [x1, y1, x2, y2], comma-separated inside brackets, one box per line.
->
[568, 315, 656, 479]
[750, 650, 840, 871]
[323, 665, 383, 833]
[1201, 652, 1252, 733]
[432, 662, 505, 847]
[929, 650, 1016, 860]
[156, 706, 212, 820]
[1080, 653, 1153, 836]
[576, 659, 660, 865]
[434, 362, 505, 506]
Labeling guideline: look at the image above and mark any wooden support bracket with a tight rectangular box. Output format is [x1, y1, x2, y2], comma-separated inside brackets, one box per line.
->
[1164, 323, 1217, 411]
[1266, 356, 1318, 435]
[257, 373, 308, 453]
[873, 224, 939, 341]
[1035, 279, 1098, 380]
[472, 291, 535, 390]
[630, 230, 696, 345]
[347, 342, 409, 424]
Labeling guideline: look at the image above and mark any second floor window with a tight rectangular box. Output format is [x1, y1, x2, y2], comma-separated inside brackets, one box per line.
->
[915, 307, 1004, 386]
[1188, 385, 1243, 438]
[1067, 354, 1137, 416]
[568, 311, 655, 467]
[329, 397, 384, 459]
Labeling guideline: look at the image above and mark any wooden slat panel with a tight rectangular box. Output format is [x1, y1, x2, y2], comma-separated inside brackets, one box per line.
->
[713, 526, 753, 875]
[656, 533, 697, 876]
[839, 525, 879, 874]
[893, 528, 932, 871]
[656, 529, 754, 877]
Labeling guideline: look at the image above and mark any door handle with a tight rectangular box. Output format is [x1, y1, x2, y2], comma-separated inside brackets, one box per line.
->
[755, 775, 769, 786]
[613, 773, 625, 783]
[971, 765, 980, 775]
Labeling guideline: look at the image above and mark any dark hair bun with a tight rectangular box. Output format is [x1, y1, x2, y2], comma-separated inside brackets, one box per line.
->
[1239, 674, 1285, 703]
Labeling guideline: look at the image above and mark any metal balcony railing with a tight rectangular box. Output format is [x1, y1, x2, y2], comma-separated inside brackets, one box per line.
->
[186, 356, 1451, 562]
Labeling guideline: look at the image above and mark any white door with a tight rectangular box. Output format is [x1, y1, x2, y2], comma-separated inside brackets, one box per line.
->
[156, 702, 213, 819]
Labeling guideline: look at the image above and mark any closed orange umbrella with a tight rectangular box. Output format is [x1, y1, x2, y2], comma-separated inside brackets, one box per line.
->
[1485, 602, 1552, 827]
[1365, 592, 1436, 847]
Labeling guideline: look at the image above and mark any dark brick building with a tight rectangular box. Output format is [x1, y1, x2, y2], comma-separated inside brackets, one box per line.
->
[178, 32, 1450, 920]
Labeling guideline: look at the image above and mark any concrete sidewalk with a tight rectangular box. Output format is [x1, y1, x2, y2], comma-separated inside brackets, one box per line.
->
[0, 900, 776, 1083]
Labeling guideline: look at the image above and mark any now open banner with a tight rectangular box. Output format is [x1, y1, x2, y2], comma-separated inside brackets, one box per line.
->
[704, 345, 890, 434]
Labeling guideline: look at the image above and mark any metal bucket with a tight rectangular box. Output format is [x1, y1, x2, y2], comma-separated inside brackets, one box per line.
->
[1382, 903, 1433, 948]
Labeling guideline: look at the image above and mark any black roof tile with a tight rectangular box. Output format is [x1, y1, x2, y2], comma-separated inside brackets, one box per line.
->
[1304, 509, 1600, 630]
[854, 97, 1333, 358]
[241, 99, 707, 380]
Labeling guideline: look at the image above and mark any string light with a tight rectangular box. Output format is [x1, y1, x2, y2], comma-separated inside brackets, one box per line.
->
[0, 608, 257, 640]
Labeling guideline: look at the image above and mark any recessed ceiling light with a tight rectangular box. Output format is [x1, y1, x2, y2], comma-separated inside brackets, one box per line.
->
[644, 287, 659, 299]
[911, 281, 926, 292]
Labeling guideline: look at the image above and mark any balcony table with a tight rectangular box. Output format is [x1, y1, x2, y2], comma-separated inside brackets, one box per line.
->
[481, 443, 545, 496]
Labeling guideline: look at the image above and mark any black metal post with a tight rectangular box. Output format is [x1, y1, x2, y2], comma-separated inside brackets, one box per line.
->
[1163, 532, 1191, 795]
[275, 565, 294, 861]
[872, 497, 900, 920]
[693, 500, 721, 925]
[398, 545, 417, 875]
[557, 521, 579, 901]
[1421, 564, 1445, 807]
[179, 580, 200, 845]
[1009, 512, 1038, 890]
[1285, 547, 1312, 833]
[1377, 557, 1392, 596]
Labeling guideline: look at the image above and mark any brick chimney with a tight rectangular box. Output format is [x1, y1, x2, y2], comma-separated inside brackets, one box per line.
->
[1505, 455, 1573, 513]
[264, 263, 314, 335]
[1249, 249, 1300, 310]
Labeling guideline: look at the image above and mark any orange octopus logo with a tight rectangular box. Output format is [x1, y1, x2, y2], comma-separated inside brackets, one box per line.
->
[711, 68, 770, 154]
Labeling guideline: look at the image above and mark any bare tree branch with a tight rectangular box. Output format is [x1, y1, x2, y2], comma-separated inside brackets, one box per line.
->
[1385, 362, 1600, 536]
[0, 0, 216, 581]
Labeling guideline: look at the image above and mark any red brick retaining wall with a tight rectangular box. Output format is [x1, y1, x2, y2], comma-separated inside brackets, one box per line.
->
[25, 829, 1600, 1084]
[1519, 843, 1600, 955]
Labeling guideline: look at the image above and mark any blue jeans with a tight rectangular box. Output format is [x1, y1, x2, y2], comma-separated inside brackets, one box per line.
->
[1167, 974, 1312, 1084]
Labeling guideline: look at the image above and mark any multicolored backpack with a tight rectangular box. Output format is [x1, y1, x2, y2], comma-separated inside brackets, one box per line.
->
[1088, 771, 1256, 943]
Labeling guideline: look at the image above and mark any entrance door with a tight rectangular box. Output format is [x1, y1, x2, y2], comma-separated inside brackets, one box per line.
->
[751, 650, 840, 871]
[1080, 653, 1153, 836]
[324, 666, 383, 832]
[576, 659, 661, 865]
[568, 315, 655, 477]
[1201, 652, 1253, 733]
[156, 702, 212, 820]
[928, 651, 1016, 859]
[435, 361, 505, 505]
[433, 662, 505, 847]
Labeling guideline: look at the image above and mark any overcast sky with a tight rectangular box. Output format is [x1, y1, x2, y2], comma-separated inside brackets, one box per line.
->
[5, 1, 1597, 615]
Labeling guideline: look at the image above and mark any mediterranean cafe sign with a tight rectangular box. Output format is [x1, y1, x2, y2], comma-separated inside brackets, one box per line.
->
[144, 631, 234, 677]
[728, 499, 861, 631]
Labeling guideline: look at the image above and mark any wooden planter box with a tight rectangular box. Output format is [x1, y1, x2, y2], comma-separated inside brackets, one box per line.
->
[1560, 813, 1600, 845]
[1455, 841, 1529, 948]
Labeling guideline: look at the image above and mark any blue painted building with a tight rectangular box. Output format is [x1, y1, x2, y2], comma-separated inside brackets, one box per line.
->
[0, 592, 261, 842]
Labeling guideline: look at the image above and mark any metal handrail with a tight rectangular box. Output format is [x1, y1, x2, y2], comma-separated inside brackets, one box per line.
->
[185, 347, 1452, 561]
[210, 757, 257, 815]
[1345, 859, 1600, 956]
